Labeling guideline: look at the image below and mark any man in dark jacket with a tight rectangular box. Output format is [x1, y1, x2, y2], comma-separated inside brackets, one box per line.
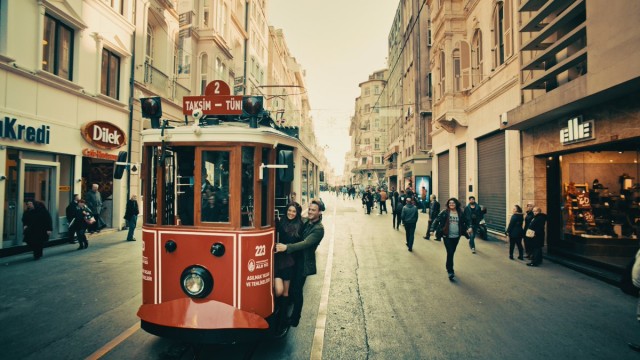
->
[527, 207, 547, 267]
[423, 194, 440, 240]
[65, 194, 81, 244]
[124, 195, 140, 241]
[275, 199, 325, 327]
[401, 197, 419, 252]
[464, 196, 484, 254]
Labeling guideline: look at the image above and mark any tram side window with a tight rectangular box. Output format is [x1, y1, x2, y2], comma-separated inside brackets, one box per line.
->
[301, 158, 308, 206]
[309, 164, 315, 200]
[201, 151, 230, 223]
[241, 147, 254, 227]
[176, 147, 195, 226]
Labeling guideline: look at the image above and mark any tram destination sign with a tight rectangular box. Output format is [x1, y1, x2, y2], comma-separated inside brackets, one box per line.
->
[182, 95, 244, 115]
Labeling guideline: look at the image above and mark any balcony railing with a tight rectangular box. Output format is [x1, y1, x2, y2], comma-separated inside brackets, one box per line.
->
[144, 62, 170, 97]
[172, 81, 190, 102]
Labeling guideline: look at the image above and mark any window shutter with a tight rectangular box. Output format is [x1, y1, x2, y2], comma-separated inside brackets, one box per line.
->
[504, 0, 513, 58]
[461, 40, 471, 90]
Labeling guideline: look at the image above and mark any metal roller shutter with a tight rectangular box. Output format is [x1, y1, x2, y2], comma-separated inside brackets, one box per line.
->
[438, 151, 449, 203]
[478, 133, 506, 232]
[458, 145, 466, 202]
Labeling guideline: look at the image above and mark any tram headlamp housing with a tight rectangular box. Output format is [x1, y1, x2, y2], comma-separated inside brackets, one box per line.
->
[180, 266, 213, 298]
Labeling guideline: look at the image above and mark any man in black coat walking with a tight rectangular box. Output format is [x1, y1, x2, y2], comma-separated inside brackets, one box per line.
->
[424, 194, 440, 240]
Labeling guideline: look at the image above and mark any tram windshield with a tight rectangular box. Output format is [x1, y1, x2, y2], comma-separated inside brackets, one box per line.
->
[144, 143, 279, 229]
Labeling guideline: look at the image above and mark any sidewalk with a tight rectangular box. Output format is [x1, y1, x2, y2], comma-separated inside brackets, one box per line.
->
[0, 227, 126, 258]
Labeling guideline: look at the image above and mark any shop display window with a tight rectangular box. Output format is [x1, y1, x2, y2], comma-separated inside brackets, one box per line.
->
[561, 151, 640, 240]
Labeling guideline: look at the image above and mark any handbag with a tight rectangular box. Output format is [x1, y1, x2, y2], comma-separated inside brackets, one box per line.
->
[526, 229, 535, 238]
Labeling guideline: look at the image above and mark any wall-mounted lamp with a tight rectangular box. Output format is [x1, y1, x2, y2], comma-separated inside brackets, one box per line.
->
[77, 179, 82, 183]
[0, 175, 6, 180]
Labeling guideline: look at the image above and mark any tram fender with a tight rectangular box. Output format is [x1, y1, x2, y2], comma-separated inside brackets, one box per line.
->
[137, 298, 270, 329]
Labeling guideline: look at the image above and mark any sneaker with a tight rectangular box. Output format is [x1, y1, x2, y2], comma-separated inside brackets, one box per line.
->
[472, 248, 476, 254]
[448, 272, 455, 280]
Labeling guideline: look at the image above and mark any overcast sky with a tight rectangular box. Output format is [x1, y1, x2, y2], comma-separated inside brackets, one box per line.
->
[267, 0, 398, 174]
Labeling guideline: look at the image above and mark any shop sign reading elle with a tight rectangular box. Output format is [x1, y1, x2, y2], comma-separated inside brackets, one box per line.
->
[560, 116, 595, 145]
[81, 121, 127, 150]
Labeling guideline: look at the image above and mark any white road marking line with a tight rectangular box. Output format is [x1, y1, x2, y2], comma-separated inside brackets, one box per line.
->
[85, 322, 140, 360]
[310, 201, 336, 360]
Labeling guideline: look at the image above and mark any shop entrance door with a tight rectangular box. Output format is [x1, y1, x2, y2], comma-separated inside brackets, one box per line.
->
[14, 161, 59, 247]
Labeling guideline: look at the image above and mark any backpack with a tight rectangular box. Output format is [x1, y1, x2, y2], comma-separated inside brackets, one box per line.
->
[620, 257, 640, 297]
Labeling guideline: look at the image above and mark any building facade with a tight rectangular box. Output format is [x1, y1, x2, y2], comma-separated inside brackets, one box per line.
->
[348, 69, 388, 188]
[428, 0, 522, 234]
[0, 0, 136, 253]
[506, 0, 640, 269]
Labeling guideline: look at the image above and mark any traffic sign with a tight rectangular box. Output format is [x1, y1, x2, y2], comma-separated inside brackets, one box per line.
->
[182, 95, 244, 115]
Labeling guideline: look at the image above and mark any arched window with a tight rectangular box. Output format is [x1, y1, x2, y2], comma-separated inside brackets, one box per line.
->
[200, 53, 208, 95]
[492, 2, 505, 68]
[453, 49, 461, 92]
[472, 29, 483, 86]
[145, 24, 154, 64]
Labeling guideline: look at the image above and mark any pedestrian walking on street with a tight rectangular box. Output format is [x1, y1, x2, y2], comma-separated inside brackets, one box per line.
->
[527, 207, 547, 267]
[464, 196, 484, 253]
[394, 190, 406, 229]
[22, 201, 53, 260]
[65, 194, 81, 244]
[124, 195, 140, 241]
[423, 194, 440, 240]
[379, 188, 388, 214]
[523, 203, 535, 259]
[363, 189, 374, 215]
[401, 197, 419, 252]
[390, 187, 400, 229]
[506, 204, 525, 260]
[275, 199, 325, 327]
[74, 199, 90, 250]
[85, 183, 106, 233]
[434, 198, 472, 280]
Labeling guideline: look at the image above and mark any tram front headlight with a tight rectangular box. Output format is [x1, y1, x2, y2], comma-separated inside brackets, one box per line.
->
[180, 266, 213, 298]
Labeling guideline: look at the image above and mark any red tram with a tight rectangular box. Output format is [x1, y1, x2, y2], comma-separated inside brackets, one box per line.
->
[135, 109, 320, 343]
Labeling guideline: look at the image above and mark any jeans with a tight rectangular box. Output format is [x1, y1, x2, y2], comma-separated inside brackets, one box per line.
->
[444, 236, 461, 273]
[379, 201, 387, 214]
[392, 212, 401, 229]
[404, 223, 416, 250]
[468, 226, 477, 249]
[126, 215, 137, 240]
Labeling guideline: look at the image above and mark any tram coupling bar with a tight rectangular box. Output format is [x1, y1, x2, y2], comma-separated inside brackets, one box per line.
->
[259, 163, 288, 180]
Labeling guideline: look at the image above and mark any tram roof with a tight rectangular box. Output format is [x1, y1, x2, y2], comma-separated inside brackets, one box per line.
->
[141, 121, 318, 161]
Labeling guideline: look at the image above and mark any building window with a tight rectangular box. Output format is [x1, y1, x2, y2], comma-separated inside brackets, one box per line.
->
[200, 54, 208, 95]
[439, 51, 445, 98]
[374, 138, 380, 150]
[453, 49, 461, 92]
[472, 29, 483, 86]
[102, 0, 124, 15]
[364, 104, 370, 113]
[42, 14, 74, 81]
[492, 3, 505, 68]
[374, 156, 381, 164]
[364, 87, 370, 96]
[146, 24, 154, 64]
[374, 85, 380, 94]
[101, 49, 120, 99]
[426, 73, 432, 97]
[427, 19, 432, 46]
[203, 2, 210, 27]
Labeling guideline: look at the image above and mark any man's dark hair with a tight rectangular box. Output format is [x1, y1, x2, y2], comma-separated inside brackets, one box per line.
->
[311, 198, 325, 212]
[469, 196, 476, 200]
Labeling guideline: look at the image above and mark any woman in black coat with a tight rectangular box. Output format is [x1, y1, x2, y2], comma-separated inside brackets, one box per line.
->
[505, 205, 524, 260]
[23, 201, 52, 260]
[527, 207, 547, 267]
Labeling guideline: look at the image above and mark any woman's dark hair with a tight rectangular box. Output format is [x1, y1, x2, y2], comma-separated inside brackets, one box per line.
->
[281, 202, 303, 238]
[446, 197, 462, 212]
[514, 204, 523, 213]
[34, 201, 47, 210]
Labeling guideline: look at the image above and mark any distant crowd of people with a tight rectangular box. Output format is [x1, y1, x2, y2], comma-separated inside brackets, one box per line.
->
[337, 184, 548, 281]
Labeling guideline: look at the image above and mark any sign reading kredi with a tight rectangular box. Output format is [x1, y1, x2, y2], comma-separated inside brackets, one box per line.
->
[560, 116, 594, 145]
[81, 121, 127, 150]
